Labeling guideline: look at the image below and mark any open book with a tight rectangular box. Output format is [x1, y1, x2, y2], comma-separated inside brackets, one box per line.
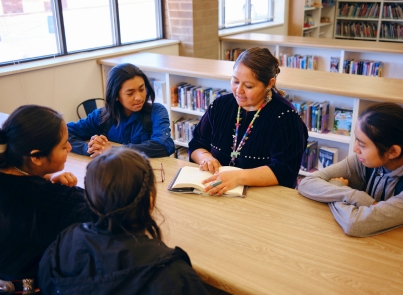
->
[168, 166, 247, 198]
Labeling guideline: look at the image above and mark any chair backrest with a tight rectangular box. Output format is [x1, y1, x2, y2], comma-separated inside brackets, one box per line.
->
[76, 98, 105, 119]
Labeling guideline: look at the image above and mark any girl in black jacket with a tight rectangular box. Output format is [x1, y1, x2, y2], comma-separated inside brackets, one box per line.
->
[38, 148, 209, 295]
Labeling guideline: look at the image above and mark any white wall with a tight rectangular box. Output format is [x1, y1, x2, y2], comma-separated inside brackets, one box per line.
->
[0, 45, 179, 123]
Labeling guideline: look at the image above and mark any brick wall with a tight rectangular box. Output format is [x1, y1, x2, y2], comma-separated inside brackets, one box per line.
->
[163, 0, 218, 59]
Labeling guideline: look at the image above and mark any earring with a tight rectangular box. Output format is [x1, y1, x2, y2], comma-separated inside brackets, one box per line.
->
[266, 88, 272, 102]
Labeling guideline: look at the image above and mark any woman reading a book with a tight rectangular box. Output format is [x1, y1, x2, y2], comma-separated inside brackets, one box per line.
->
[188, 47, 308, 194]
[0, 105, 91, 293]
[38, 148, 209, 295]
[298, 102, 403, 237]
[67, 63, 175, 158]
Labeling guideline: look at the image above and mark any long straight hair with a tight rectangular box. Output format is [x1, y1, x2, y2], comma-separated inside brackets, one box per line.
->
[100, 63, 155, 126]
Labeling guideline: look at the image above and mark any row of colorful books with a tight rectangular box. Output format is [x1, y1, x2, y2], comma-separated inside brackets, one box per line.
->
[279, 54, 318, 70]
[172, 117, 200, 144]
[382, 4, 403, 19]
[301, 141, 339, 172]
[380, 23, 403, 39]
[292, 100, 330, 133]
[337, 3, 380, 18]
[223, 48, 245, 61]
[171, 82, 229, 111]
[336, 21, 378, 38]
[292, 100, 353, 136]
[342, 59, 383, 77]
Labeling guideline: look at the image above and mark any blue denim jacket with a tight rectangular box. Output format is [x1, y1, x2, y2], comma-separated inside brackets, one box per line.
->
[67, 103, 175, 157]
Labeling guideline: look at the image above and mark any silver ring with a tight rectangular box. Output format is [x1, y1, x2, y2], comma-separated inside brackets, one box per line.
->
[200, 160, 207, 166]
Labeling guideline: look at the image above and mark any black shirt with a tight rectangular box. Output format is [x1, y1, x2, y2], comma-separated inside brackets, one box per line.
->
[0, 173, 91, 280]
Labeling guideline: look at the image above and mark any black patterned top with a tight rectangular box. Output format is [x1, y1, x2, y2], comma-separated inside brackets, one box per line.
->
[189, 91, 308, 188]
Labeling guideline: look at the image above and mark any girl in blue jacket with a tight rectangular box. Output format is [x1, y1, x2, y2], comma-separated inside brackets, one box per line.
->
[38, 148, 209, 295]
[67, 63, 175, 158]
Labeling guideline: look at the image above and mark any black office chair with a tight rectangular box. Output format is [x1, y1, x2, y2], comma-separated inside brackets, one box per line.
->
[76, 98, 105, 119]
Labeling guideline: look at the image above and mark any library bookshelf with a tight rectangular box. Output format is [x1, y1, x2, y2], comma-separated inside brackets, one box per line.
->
[289, 0, 337, 38]
[97, 52, 402, 175]
[335, 0, 403, 42]
[220, 32, 403, 78]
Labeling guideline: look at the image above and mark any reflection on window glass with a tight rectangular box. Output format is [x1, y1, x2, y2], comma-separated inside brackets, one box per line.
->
[251, 0, 273, 23]
[0, 0, 162, 65]
[63, 0, 112, 52]
[119, 0, 158, 44]
[223, 0, 246, 28]
[219, 0, 275, 29]
[0, 0, 58, 63]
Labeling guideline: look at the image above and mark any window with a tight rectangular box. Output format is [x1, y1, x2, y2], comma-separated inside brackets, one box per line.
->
[219, 0, 276, 29]
[0, 0, 162, 65]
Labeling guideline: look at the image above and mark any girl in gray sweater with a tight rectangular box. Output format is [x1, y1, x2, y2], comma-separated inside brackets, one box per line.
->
[298, 102, 403, 237]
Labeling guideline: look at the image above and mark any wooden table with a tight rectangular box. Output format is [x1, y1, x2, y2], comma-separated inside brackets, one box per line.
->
[63, 152, 403, 295]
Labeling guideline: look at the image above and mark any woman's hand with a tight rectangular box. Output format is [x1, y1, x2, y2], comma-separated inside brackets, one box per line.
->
[198, 157, 221, 174]
[87, 134, 111, 157]
[49, 172, 78, 187]
[201, 170, 240, 196]
[331, 177, 349, 186]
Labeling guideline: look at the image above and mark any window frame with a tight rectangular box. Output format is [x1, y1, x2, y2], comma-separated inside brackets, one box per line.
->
[0, 0, 163, 66]
[219, 0, 276, 30]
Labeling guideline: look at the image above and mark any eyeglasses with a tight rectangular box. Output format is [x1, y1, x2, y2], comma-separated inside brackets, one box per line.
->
[153, 163, 165, 183]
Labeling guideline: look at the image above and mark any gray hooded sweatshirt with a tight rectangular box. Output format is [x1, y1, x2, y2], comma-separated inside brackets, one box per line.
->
[298, 153, 403, 237]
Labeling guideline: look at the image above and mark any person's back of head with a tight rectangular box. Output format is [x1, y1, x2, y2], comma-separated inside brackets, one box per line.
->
[358, 102, 403, 158]
[0, 104, 64, 170]
[84, 147, 161, 239]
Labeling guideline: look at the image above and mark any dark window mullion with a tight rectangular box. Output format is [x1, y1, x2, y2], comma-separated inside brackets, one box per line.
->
[110, 0, 121, 45]
[219, 0, 225, 29]
[53, 0, 67, 54]
[246, 0, 251, 25]
[155, 0, 163, 38]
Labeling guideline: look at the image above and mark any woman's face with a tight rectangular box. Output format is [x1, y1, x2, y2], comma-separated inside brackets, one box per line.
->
[118, 76, 147, 116]
[42, 123, 71, 175]
[353, 121, 386, 168]
[231, 63, 268, 111]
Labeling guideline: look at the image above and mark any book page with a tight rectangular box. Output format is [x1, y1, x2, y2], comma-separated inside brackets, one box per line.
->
[170, 166, 245, 197]
[171, 166, 212, 191]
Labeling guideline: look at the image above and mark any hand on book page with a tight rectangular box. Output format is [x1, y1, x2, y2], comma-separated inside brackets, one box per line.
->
[168, 166, 247, 198]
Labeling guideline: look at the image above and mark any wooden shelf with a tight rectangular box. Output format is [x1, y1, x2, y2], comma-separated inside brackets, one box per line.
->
[98, 52, 403, 168]
[220, 33, 403, 78]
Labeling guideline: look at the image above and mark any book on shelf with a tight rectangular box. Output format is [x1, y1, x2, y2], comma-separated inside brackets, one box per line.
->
[176, 148, 189, 161]
[333, 107, 353, 136]
[301, 140, 318, 172]
[153, 80, 166, 104]
[322, 0, 335, 8]
[319, 101, 330, 133]
[318, 146, 339, 170]
[173, 118, 200, 143]
[224, 48, 245, 61]
[168, 166, 247, 198]
[330, 57, 339, 73]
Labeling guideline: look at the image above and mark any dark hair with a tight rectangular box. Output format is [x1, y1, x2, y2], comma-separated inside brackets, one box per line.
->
[101, 63, 155, 126]
[358, 102, 403, 158]
[0, 105, 64, 169]
[84, 148, 161, 239]
[234, 47, 284, 96]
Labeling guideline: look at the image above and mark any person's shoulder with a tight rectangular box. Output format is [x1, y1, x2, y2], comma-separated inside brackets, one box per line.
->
[151, 102, 169, 114]
[30, 176, 85, 198]
[271, 90, 294, 110]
